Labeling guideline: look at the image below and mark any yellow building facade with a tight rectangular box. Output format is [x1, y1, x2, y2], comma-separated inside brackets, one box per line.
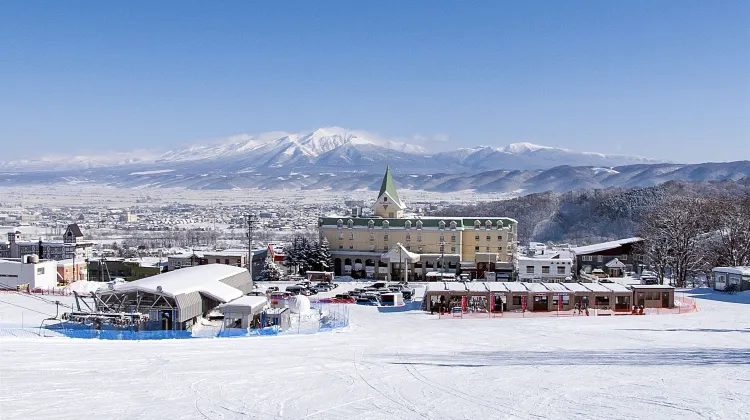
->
[319, 167, 517, 281]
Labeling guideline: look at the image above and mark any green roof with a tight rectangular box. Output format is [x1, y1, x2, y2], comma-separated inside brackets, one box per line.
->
[378, 166, 401, 204]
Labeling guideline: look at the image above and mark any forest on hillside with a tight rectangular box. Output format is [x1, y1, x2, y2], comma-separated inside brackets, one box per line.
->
[433, 178, 750, 245]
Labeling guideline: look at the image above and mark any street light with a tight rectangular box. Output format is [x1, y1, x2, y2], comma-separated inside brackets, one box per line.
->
[246, 214, 259, 279]
[440, 241, 446, 279]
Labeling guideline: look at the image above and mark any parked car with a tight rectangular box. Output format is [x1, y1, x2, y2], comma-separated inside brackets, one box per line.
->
[265, 286, 279, 293]
[285, 285, 307, 295]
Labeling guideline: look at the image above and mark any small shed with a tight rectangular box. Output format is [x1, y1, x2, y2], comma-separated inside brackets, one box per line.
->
[266, 307, 291, 329]
[220, 295, 268, 329]
[630, 284, 674, 308]
[712, 267, 750, 292]
[306, 271, 334, 283]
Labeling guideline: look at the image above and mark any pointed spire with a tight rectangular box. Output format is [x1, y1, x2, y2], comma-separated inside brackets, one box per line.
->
[378, 165, 401, 205]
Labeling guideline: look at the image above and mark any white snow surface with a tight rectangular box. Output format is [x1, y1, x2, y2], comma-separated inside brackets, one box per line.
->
[0, 289, 749, 420]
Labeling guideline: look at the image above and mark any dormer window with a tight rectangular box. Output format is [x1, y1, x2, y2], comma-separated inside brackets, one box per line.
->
[383, 196, 388, 202]
[438, 221, 445, 230]
[497, 220, 504, 229]
[347, 219, 353, 228]
[486, 220, 492, 230]
[337, 219, 343, 229]
[450, 221, 457, 230]
[474, 220, 481, 230]
[416, 221, 423, 230]
[368, 220, 374, 229]
[405, 220, 412, 229]
[382, 220, 389, 229]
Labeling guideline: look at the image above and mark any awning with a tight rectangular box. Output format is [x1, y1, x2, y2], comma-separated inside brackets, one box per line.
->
[605, 258, 626, 269]
[381, 243, 420, 262]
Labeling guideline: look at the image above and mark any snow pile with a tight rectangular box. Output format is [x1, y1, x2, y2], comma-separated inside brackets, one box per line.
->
[288, 295, 311, 314]
[64, 281, 107, 294]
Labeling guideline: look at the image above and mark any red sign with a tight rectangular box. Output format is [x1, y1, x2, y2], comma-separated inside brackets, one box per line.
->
[522, 295, 527, 312]
[558, 294, 563, 311]
[461, 296, 467, 313]
[490, 294, 495, 311]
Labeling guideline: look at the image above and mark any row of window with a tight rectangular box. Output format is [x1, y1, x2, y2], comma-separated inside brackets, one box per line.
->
[336, 232, 504, 243]
[525, 266, 567, 274]
[581, 254, 632, 262]
[336, 219, 509, 230]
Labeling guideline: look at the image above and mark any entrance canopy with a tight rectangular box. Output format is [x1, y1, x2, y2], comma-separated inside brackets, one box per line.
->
[605, 258, 626, 269]
[381, 243, 420, 262]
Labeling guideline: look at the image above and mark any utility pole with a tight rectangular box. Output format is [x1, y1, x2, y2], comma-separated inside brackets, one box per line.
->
[246, 214, 259, 280]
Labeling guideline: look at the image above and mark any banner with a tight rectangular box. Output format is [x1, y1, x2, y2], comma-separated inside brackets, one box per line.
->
[522, 295, 527, 312]
[558, 294, 563, 311]
[461, 296, 467, 313]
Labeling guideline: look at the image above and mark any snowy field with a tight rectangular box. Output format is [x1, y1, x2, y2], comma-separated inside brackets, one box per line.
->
[1, 289, 749, 420]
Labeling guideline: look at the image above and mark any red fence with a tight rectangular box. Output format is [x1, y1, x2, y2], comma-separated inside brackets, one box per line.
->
[0, 287, 72, 296]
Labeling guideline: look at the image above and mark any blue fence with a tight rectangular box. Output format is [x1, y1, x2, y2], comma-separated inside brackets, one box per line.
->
[31, 303, 349, 340]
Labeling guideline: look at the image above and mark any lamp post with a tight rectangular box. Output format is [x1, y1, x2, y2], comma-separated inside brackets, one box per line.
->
[246, 214, 259, 279]
[440, 241, 446, 279]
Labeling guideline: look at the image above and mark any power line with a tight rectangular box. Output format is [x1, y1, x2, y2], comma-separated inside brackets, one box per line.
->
[0, 299, 56, 317]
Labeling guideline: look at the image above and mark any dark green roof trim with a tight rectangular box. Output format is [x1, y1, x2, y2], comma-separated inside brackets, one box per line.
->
[319, 217, 516, 228]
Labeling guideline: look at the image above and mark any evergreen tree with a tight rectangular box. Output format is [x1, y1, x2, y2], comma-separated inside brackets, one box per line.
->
[261, 254, 284, 281]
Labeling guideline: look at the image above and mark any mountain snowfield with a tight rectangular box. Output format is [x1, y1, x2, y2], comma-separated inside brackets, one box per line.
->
[1, 126, 652, 173]
[2, 127, 748, 193]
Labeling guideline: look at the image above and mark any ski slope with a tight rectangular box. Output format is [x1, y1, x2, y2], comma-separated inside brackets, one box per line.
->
[0, 289, 748, 420]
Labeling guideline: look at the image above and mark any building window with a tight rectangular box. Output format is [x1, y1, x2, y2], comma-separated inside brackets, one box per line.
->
[338, 244, 343, 249]
[439, 234, 444, 242]
[416, 221, 423, 230]
[439, 221, 445, 230]
[37, 267, 45, 275]
[451, 235, 456, 242]
[474, 221, 481, 230]
[513, 296, 523, 306]
[451, 246, 456, 253]
[383, 220, 389, 229]
[347, 220, 353, 228]
[405, 221, 411, 229]
[475, 235, 480, 241]
[486, 247, 490, 252]
[368, 220, 374, 229]
[597, 255, 603, 263]
[216, 258, 221, 263]
[557, 266, 566, 275]
[417, 235, 422, 242]
[406, 233, 411, 242]
[474, 246, 480, 252]
[486, 220, 492, 230]
[338, 232, 344, 240]
[582, 256, 593, 262]
[337, 219, 343, 228]
[486, 235, 491, 241]
[450, 221, 457, 230]
[526, 266, 534, 274]
[384, 234, 389, 241]
[497, 247, 502, 252]
[383, 246, 389, 251]
[620, 254, 628, 261]
[349, 245, 354, 250]
[349, 233, 354, 240]
[542, 266, 550, 274]
[497, 235, 502, 241]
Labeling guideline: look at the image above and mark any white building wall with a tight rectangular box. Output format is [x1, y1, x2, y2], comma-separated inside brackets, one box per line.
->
[517, 257, 573, 282]
[0, 260, 57, 289]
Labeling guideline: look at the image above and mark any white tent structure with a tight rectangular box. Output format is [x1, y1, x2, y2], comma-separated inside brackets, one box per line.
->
[381, 243, 420, 282]
[95, 264, 253, 330]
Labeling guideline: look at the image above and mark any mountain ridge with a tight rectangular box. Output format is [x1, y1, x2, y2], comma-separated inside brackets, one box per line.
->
[0, 127, 659, 173]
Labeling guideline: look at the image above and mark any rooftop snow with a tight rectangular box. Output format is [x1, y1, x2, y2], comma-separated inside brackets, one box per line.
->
[712, 266, 750, 276]
[571, 237, 642, 255]
[109, 264, 247, 302]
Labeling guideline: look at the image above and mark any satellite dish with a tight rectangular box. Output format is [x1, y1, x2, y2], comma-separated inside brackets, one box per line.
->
[156, 285, 163, 293]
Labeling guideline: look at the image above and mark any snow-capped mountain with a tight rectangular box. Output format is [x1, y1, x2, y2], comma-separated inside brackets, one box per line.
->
[0, 127, 660, 176]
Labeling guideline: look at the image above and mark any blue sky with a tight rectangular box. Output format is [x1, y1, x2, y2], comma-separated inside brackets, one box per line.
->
[1, 1, 748, 162]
